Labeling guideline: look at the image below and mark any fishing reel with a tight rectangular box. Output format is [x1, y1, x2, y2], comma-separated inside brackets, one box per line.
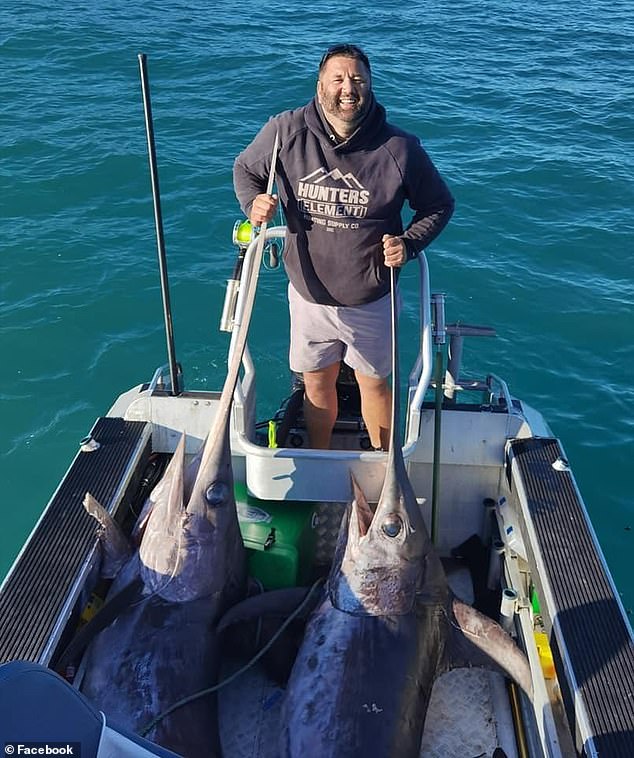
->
[232, 218, 254, 248]
[232, 219, 281, 270]
[219, 219, 283, 332]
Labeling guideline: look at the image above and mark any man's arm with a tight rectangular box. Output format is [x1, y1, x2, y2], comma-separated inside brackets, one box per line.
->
[400, 140, 455, 259]
[233, 118, 279, 222]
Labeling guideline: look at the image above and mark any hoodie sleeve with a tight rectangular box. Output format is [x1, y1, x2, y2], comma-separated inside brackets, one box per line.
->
[233, 117, 280, 218]
[399, 139, 455, 259]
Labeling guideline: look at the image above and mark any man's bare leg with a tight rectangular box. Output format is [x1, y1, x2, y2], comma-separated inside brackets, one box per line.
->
[355, 371, 392, 450]
[302, 363, 341, 449]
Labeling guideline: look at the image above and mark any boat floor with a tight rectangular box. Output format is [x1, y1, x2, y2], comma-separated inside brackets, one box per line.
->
[219, 663, 514, 758]
[218, 566, 517, 758]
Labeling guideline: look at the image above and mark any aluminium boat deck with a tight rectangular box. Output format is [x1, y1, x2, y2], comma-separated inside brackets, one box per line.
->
[0, 417, 151, 665]
[508, 437, 634, 757]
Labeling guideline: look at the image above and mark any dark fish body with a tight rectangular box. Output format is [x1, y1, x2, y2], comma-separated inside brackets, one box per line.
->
[81, 592, 223, 756]
[282, 583, 531, 757]
[80, 329, 251, 758]
[281, 598, 429, 757]
[80, 427, 246, 756]
[281, 270, 532, 757]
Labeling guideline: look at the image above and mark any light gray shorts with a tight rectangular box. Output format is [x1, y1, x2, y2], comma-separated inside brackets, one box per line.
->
[288, 283, 395, 379]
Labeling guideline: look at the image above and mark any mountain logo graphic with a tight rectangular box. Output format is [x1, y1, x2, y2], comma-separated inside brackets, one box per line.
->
[300, 167, 365, 190]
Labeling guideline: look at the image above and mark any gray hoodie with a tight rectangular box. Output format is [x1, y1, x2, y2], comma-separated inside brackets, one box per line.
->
[234, 96, 454, 306]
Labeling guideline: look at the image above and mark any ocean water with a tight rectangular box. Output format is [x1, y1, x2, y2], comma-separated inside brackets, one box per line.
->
[1, 1, 633, 616]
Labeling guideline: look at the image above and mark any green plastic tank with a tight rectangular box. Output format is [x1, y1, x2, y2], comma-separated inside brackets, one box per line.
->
[235, 483, 317, 589]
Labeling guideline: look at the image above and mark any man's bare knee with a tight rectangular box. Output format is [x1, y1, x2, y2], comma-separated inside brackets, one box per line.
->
[354, 372, 390, 395]
[354, 370, 392, 450]
[303, 364, 340, 401]
[302, 363, 340, 449]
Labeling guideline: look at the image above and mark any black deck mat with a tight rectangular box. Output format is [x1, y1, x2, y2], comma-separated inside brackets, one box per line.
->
[0, 418, 150, 664]
[509, 437, 634, 757]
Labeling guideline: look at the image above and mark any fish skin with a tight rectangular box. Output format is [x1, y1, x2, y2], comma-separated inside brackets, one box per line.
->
[280, 478, 436, 758]
[83, 492, 133, 579]
[80, 324, 250, 756]
[280, 269, 532, 757]
[131, 442, 207, 546]
[80, 426, 247, 756]
[80, 588, 223, 755]
[281, 596, 428, 757]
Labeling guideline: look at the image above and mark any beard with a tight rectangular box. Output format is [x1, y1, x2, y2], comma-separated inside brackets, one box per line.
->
[320, 92, 369, 127]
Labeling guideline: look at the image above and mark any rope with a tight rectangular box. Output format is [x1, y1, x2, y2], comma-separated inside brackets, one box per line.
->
[139, 577, 324, 737]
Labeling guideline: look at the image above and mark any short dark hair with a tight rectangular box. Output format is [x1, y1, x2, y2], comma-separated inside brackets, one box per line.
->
[318, 44, 371, 75]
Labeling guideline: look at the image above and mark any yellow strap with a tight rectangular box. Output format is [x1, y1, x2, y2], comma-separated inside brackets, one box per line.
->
[268, 420, 278, 448]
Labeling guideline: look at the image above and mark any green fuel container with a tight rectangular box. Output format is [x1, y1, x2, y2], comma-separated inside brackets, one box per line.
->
[235, 483, 317, 589]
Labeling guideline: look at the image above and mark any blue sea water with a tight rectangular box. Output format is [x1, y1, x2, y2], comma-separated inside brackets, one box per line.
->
[1, 1, 633, 616]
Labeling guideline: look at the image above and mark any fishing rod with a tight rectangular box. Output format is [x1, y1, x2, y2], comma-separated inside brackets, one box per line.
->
[226, 132, 280, 350]
[138, 53, 181, 396]
[220, 134, 281, 334]
[430, 292, 446, 544]
[219, 220, 251, 333]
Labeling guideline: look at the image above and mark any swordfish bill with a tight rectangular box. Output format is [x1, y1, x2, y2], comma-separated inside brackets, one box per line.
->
[80, 136, 280, 757]
[280, 268, 532, 758]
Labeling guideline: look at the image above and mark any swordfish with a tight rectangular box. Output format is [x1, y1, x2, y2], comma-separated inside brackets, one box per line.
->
[79, 135, 280, 756]
[80, 424, 245, 756]
[280, 268, 532, 758]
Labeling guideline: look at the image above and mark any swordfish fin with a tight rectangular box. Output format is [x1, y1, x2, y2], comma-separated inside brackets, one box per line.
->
[131, 433, 192, 543]
[349, 472, 374, 538]
[138, 434, 188, 595]
[83, 492, 132, 579]
[217, 586, 319, 633]
[444, 596, 534, 699]
[138, 433, 187, 535]
[164, 433, 187, 523]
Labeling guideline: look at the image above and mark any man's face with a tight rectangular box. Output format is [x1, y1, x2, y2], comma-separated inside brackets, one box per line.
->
[317, 55, 372, 133]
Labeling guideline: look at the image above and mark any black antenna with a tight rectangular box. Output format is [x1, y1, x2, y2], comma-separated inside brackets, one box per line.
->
[138, 53, 180, 395]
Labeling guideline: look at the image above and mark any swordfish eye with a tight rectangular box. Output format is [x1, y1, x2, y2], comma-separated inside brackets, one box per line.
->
[381, 513, 403, 538]
[205, 482, 229, 507]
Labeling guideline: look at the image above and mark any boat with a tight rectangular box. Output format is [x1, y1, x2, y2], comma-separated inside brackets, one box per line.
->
[2, 219, 633, 757]
[1, 60, 633, 758]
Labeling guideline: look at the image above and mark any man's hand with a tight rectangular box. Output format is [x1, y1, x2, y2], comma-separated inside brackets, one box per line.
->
[250, 193, 278, 226]
[382, 234, 407, 267]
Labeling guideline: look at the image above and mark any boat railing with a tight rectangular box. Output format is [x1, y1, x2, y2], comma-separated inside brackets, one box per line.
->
[144, 224, 518, 466]
[404, 252, 433, 449]
[228, 226, 288, 416]
[228, 226, 435, 457]
[147, 364, 172, 393]
[486, 373, 515, 413]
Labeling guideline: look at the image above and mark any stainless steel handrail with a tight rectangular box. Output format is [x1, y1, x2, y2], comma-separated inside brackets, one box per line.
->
[229, 227, 434, 453]
[404, 253, 433, 449]
[230, 227, 286, 412]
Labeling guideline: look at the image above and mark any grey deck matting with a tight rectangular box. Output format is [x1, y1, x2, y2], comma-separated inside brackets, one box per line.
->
[508, 437, 634, 758]
[0, 417, 151, 665]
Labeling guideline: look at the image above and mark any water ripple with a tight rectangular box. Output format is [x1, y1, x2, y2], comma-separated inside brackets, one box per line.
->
[1, 0, 633, 603]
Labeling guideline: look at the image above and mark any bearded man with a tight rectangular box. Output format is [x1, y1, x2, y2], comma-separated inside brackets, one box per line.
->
[233, 44, 454, 450]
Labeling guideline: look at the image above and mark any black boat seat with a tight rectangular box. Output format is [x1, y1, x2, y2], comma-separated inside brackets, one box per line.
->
[0, 661, 180, 757]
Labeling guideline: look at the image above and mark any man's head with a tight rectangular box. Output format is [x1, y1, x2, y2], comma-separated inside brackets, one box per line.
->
[317, 44, 372, 138]
[318, 44, 371, 77]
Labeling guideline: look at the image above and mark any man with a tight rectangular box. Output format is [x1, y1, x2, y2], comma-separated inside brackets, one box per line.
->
[233, 44, 454, 450]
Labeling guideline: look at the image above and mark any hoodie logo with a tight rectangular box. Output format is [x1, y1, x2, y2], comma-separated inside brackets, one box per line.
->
[297, 168, 370, 227]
